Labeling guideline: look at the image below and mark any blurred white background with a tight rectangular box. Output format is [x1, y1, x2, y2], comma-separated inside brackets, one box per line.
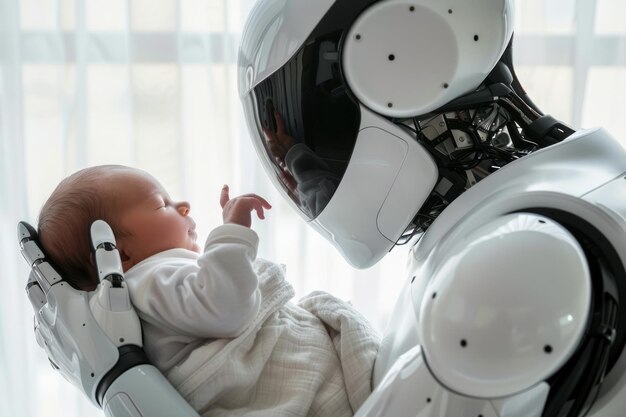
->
[1, 0, 626, 416]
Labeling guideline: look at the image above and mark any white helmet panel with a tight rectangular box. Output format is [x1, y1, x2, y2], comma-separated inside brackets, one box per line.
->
[312, 107, 437, 268]
[342, 0, 514, 117]
[238, 0, 335, 98]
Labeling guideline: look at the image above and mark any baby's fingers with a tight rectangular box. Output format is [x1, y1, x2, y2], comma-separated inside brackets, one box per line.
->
[257, 195, 272, 210]
[220, 185, 230, 208]
[239, 193, 272, 209]
[256, 205, 265, 220]
[251, 198, 267, 220]
[240, 196, 267, 220]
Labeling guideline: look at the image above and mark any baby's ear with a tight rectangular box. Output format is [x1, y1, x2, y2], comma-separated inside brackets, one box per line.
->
[89, 252, 98, 277]
[118, 248, 133, 272]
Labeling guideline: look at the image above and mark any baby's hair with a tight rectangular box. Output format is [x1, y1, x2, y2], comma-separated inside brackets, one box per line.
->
[38, 165, 130, 290]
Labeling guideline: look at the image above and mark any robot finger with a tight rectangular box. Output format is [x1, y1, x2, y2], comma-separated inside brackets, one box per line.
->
[48, 358, 60, 370]
[26, 281, 47, 312]
[34, 323, 48, 349]
[34, 320, 46, 349]
[38, 304, 55, 328]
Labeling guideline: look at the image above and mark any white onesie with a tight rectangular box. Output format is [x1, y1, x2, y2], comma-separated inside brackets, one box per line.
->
[125, 223, 380, 417]
[124, 223, 261, 372]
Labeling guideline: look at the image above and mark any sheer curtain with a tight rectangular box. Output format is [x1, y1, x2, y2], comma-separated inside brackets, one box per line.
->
[1, 1, 626, 416]
[514, 0, 626, 142]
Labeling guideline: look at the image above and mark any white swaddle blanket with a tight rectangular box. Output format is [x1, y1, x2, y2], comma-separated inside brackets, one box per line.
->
[165, 259, 381, 417]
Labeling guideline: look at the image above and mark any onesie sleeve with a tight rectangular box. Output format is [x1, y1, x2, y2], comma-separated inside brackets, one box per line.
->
[131, 224, 261, 338]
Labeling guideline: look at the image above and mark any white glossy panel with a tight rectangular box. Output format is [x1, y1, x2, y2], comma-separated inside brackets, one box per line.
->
[103, 365, 200, 417]
[38, 283, 120, 404]
[357, 346, 510, 417]
[342, 0, 514, 117]
[90, 281, 143, 348]
[343, 1, 458, 117]
[237, 0, 335, 96]
[419, 213, 590, 397]
[314, 126, 406, 268]
[377, 125, 438, 241]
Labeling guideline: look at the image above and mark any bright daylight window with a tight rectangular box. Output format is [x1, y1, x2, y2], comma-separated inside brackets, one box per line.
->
[514, 0, 626, 143]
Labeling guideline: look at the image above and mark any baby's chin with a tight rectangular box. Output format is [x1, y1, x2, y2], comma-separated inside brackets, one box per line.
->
[191, 242, 202, 253]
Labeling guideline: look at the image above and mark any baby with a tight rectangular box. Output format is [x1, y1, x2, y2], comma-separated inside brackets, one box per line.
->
[38, 165, 380, 417]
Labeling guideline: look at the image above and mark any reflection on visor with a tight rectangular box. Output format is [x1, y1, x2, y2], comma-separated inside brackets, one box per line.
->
[252, 33, 361, 220]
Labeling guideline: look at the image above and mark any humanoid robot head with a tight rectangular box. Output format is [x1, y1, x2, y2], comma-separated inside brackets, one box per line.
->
[238, 0, 574, 268]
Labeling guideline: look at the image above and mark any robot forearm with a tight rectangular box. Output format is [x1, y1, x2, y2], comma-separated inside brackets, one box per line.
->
[102, 365, 199, 417]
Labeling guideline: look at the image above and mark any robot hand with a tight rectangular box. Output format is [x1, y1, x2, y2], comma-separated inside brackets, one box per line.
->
[19, 220, 200, 416]
[19, 221, 122, 404]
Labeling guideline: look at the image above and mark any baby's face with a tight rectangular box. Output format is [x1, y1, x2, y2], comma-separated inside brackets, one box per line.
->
[113, 169, 201, 268]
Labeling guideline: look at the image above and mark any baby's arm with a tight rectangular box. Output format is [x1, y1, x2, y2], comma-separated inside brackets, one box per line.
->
[131, 225, 261, 339]
[193, 224, 262, 336]
[131, 188, 272, 339]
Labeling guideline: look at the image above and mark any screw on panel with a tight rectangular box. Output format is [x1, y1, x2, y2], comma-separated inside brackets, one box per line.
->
[388, 102, 393, 108]
[427, 397, 431, 403]
[460, 339, 467, 347]
[356, 34, 361, 40]
[443, 83, 449, 88]
[388, 54, 395, 61]
[411, 275, 416, 283]
[432, 292, 437, 299]
[410, 6, 415, 12]
[544, 345, 553, 353]
[448, 9, 453, 14]
[474, 35, 479, 41]
[539, 219, 546, 224]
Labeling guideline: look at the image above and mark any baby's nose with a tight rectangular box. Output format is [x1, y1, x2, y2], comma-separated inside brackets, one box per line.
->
[177, 201, 190, 215]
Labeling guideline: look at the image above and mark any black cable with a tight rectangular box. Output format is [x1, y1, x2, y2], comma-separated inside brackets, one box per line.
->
[579, 299, 619, 416]
[390, 97, 536, 247]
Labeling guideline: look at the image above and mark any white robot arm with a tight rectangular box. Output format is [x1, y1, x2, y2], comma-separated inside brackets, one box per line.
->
[18, 220, 199, 417]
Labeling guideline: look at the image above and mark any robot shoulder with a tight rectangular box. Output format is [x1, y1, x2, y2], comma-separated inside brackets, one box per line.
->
[419, 212, 591, 398]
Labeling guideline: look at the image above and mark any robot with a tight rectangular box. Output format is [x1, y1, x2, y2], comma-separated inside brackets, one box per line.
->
[18, 0, 626, 416]
[240, 0, 626, 415]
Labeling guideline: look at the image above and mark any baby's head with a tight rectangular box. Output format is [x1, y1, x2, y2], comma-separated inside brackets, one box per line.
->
[38, 165, 200, 290]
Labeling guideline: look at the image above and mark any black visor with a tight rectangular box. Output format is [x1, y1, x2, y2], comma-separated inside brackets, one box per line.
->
[249, 1, 382, 219]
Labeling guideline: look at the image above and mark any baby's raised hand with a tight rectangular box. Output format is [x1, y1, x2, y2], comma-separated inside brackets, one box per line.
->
[220, 185, 272, 228]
